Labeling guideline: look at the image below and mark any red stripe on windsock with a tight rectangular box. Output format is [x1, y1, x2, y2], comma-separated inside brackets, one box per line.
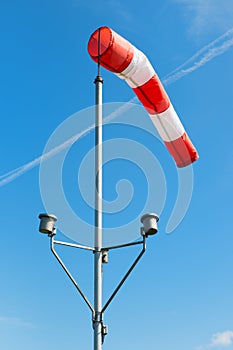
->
[164, 132, 199, 168]
[132, 74, 170, 114]
[88, 26, 199, 167]
[88, 26, 134, 73]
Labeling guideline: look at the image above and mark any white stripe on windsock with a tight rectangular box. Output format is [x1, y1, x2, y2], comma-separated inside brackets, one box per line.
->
[116, 47, 155, 88]
[149, 104, 185, 142]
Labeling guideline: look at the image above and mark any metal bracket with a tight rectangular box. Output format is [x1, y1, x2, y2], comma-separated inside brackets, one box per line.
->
[49, 232, 147, 345]
[50, 235, 94, 313]
[101, 235, 146, 314]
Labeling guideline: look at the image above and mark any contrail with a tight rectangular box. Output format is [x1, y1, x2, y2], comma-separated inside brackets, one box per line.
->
[163, 27, 233, 85]
[1, 28, 233, 187]
[0, 98, 137, 187]
[164, 27, 233, 78]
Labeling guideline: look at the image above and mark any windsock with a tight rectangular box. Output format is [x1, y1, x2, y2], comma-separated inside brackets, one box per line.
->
[88, 26, 199, 167]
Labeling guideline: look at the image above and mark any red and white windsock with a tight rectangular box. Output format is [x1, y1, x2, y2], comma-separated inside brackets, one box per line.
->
[88, 26, 199, 168]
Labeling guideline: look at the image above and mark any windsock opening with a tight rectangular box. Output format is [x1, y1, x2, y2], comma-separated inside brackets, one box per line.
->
[88, 26, 199, 168]
[88, 26, 134, 73]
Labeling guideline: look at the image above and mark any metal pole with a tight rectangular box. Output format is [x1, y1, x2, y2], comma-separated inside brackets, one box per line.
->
[94, 28, 103, 350]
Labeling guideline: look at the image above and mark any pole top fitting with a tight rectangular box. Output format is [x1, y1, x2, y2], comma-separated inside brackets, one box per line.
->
[94, 75, 104, 84]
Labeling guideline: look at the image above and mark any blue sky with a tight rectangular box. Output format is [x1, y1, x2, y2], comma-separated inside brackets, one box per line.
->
[0, 1, 233, 349]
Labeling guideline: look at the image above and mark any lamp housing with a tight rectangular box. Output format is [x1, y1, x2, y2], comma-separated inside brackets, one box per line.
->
[140, 213, 159, 236]
[38, 213, 57, 235]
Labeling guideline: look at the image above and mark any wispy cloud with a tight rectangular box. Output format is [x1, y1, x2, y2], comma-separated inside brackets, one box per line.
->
[174, 0, 233, 35]
[195, 330, 233, 349]
[0, 316, 35, 329]
[1, 27, 233, 187]
[209, 331, 233, 347]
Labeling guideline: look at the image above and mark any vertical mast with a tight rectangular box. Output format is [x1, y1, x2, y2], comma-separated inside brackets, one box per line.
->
[94, 28, 103, 350]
